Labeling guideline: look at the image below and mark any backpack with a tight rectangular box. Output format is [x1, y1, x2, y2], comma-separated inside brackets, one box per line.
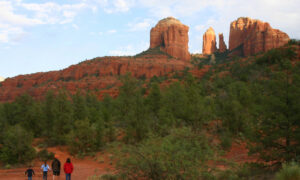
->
[52, 159, 60, 171]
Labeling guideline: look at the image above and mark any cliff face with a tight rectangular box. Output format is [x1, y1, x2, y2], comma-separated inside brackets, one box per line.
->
[218, 33, 227, 53]
[229, 17, 290, 56]
[150, 17, 190, 61]
[0, 52, 209, 102]
[202, 27, 217, 55]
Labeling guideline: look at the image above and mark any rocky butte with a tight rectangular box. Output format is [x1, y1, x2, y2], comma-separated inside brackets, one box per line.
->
[229, 17, 290, 56]
[0, 17, 293, 102]
[202, 27, 217, 55]
[218, 33, 227, 53]
[0, 17, 212, 102]
[150, 17, 190, 61]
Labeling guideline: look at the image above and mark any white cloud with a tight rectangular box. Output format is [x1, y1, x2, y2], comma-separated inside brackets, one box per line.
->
[0, 1, 90, 44]
[0, 1, 43, 26]
[72, 24, 79, 30]
[0, 26, 26, 44]
[128, 18, 155, 31]
[90, 0, 135, 13]
[19, 2, 89, 24]
[0, 76, 6, 82]
[109, 41, 149, 56]
[195, 25, 205, 31]
[107, 29, 117, 34]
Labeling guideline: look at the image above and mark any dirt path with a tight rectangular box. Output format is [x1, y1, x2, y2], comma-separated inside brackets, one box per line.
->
[0, 147, 115, 180]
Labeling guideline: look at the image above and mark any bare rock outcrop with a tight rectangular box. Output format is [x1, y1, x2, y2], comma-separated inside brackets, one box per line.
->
[229, 17, 290, 56]
[150, 17, 190, 61]
[0, 53, 196, 102]
[202, 27, 217, 55]
[218, 33, 227, 53]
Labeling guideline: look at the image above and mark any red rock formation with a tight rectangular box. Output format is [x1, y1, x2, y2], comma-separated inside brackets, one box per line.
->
[202, 27, 217, 55]
[150, 17, 190, 61]
[229, 17, 290, 56]
[0, 53, 195, 102]
[218, 33, 227, 53]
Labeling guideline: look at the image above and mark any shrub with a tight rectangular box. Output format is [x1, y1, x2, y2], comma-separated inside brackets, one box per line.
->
[37, 149, 55, 161]
[0, 125, 36, 164]
[288, 39, 300, 46]
[220, 131, 233, 151]
[67, 119, 98, 155]
[117, 128, 214, 180]
[275, 162, 300, 180]
[88, 174, 118, 180]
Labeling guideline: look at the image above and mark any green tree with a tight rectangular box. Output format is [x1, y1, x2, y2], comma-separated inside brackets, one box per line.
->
[146, 83, 163, 133]
[43, 91, 58, 139]
[51, 91, 73, 144]
[183, 74, 214, 130]
[67, 118, 98, 155]
[117, 74, 149, 143]
[101, 94, 116, 142]
[72, 91, 88, 121]
[117, 128, 214, 180]
[0, 125, 36, 164]
[250, 59, 300, 164]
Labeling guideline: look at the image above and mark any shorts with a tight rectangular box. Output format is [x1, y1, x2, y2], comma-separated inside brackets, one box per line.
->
[53, 171, 60, 176]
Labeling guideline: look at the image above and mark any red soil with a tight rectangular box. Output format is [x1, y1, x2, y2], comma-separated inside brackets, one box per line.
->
[224, 142, 258, 163]
[0, 147, 115, 180]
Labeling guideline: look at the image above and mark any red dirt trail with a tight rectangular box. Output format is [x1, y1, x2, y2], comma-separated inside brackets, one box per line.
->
[0, 147, 115, 180]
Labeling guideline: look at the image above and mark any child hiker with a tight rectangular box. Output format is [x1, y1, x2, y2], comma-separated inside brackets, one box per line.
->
[25, 165, 35, 180]
[41, 161, 51, 180]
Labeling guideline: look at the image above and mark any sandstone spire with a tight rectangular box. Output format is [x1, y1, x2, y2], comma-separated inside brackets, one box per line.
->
[202, 27, 217, 55]
[150, 17, 190, 61]
[218, 33, 227, 53]
[229, 17, 289, 56]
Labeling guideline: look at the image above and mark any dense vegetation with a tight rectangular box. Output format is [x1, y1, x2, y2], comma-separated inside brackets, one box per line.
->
[0, 45, 299, 179]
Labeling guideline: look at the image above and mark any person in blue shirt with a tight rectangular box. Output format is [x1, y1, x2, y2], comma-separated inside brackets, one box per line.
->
[41, 161, 51, 180]
[25, 165, 35, 180]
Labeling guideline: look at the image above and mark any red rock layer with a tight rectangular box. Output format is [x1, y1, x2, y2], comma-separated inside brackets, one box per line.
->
[202, 27, 217, 55]
[229, 17, 290, 56]
[218, 33, 227, 53]
[0, 54, 198, 102]
[150, 17, 190, 61]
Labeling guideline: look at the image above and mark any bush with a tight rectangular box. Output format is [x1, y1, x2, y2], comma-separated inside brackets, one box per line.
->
[117, 128, 214, 180]
[88, 174, 118, 180]
[0, 125, 36, 164]
[288, 39, 300, 46]
[220, 131, 233, 151]
[67, 119, 98, 155]
[275, 162, 300, 180]
[37, 149, 55, 161]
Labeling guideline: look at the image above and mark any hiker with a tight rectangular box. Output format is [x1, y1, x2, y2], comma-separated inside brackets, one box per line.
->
[52, 155, 61, 180]
[63, 158, 73, 180]
[25, 165, 35, 180]
[41, 161, 51, 180]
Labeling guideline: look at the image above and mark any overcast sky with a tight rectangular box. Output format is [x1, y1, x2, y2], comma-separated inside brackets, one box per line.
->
[1, 0, 300, 78]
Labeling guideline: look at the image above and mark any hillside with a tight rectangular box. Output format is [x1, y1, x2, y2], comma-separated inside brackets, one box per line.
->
[0, 16, 291, 103]
[0, 49, 211, 102]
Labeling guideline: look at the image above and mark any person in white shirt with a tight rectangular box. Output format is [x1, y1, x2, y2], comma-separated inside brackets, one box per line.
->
[41, 161, 51, 180]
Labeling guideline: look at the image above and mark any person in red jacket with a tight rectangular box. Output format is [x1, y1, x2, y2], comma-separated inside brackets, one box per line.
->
[63, 158, 73, 180]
